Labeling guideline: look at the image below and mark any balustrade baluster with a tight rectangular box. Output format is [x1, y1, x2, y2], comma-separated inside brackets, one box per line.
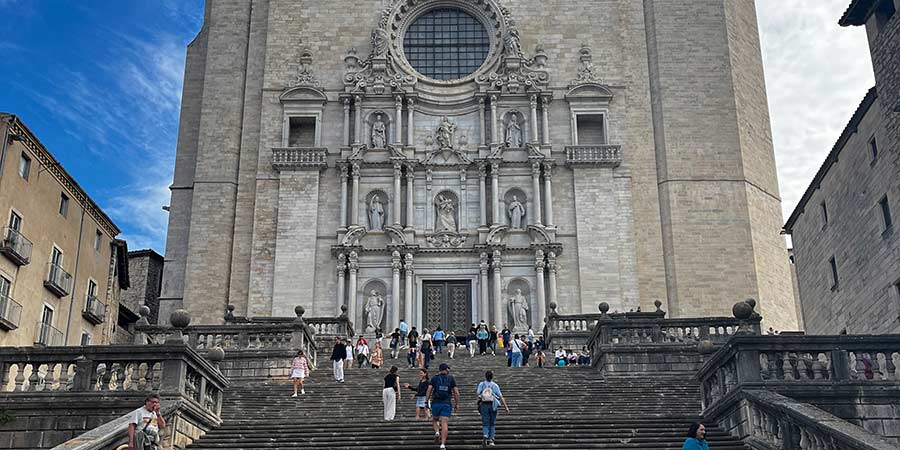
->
[28, 363, 40, 391]
[891, 353, 900, 380]
[115, 363, 127, 391]
[45, 363, 57, 391]
[58, 362, 71, 391]
[875, 353, 887, 380]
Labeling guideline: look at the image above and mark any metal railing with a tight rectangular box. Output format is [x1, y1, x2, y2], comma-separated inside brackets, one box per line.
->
[44, 262, 73, 297]
[0, 293, 22, 330]
[35, 321, 64, 346]
[0, 227, 32, 265]
[564, 145, 622, 167]
[272, 147, 328, 170]
[82, 294, 106, 325]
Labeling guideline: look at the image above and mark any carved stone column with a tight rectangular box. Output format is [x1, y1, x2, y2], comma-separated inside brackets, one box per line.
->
[543, 161, 554, 227]
[351, 162, 360, 226]
[339, 164, 349, 229]
[490, 95, 498, 144]
[336, 253, 347, 314]
[531, 162, 543, 226]
[530, 95, 539, 143]
[405, 164, 414, 230]
[391, 251, 401, 330]
[460, 168, 468, 231]
[534, 250, 547, 331]
[394, 95, 403, 145]
[547, 251, 558, 308]
[491, 162, 500, 226]
[479, 253, 490, 322]
[541, 96, 551, 145]
[343, 98, 351, 146]
[347, 251, 359, 327]
[404, 253, 414, 326]
[478, 98, 486, 145]
[353, 95, 362, 145]
[479, 164, 487, 227]
[491, 250, 503, 327]
[393, 163, 402, 226]
[407, 98, 415, 146]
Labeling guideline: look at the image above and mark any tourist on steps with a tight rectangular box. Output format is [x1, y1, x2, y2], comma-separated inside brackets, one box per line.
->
[389, 328, 401, 359]
[399, 319, 409, 349]
[476, 370, 509, 447]
[382, 366, 401, 421]
[290, 349, 310, 396]
[488, 326, 498, 356]
[682, 423, 708, 450]
[555, 347, 567, 366]
[476, 324, 489, 355]
[433, 327, 445, 354]
[407, 341, 418, 368]
[426, 363, 460, 450]
[446, 332, 458, 359]
[403, 368, 431, 420]
[127, 394, 166, 450]
[371, 341, 384, 369]
[501, 325, 511, 366]
[344, 338, 354, 369]
[421, 328, 434, 369]
[466, 329, 478, 357]
[509, 334, 525, 367]
[356, 337, 370, 368]
[330, 337, 346, 383]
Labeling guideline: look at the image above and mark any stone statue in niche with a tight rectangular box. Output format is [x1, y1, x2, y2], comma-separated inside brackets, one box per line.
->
[505, 115, 522, 148]
[508, 288, 530, 331]
[371, 114, 386, 148]
[434, 195, 457, 232]
[435, 116, 457, 149]
[364, 290, 385, 332]
[368, 194, 385, 230]
[507, 195, 525, 229]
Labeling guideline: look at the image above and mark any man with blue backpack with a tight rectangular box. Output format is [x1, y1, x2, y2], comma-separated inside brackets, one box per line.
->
[425, 363, 460, 450]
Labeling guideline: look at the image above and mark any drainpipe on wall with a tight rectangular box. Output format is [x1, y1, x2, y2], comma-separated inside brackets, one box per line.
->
[64, 203, 87, 345]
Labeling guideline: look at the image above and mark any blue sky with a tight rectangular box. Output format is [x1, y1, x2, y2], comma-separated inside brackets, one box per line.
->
[0, 1, 874, 253]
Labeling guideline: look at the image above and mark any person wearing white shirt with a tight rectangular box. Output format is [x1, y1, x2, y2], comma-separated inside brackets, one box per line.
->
[555, 347, 567, 366]
[128, 395, 167, 450]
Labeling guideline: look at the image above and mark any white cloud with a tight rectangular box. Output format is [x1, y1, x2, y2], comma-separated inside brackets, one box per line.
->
[756, 0, 875, 232]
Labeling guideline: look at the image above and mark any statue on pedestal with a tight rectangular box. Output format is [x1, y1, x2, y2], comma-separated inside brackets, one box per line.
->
[371, 114, 386, 148]
[364, 290, 385, 332]
[508, 289, 530, 331]
[435, 116, 456, 149]
[368, 195, 385, 230]
[507, 195, 525, 229]
[505, 116, 522, 148]
[435, 195, 457, 232]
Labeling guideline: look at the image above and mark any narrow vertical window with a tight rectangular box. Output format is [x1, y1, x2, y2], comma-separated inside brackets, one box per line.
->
[18, 152, 31, 180]
[869, 136, 879, 163]
[821, 201, 828, 226]
[94, 230, 103, 251]
[81, 331, 92, 346]
[880, 195, 893, 231]
[829, 256, 839, 289]
[59, 193, 69, 217]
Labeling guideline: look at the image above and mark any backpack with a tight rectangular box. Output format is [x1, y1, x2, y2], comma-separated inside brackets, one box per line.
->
[479, 383, 495, 403]
[431, 374, 453, 401]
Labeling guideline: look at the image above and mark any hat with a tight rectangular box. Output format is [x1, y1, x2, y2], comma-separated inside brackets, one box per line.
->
[439, 363, 450, 371]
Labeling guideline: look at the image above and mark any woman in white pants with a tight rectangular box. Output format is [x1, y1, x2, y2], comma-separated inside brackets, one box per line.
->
[382, 366, 401, 420]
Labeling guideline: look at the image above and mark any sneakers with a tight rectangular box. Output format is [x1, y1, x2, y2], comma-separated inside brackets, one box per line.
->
[482, 436, 488, 447]
[488, 439, 495, 446]
[440, 445, 446, 450]
[301, 389, 305, 394]
[434, 432, 440, 444]
[291, 393, 298, 397]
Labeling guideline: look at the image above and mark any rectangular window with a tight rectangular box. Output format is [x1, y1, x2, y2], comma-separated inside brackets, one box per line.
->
[87, 279, 97, 298]
[8, 211, 22, 232]
[59, 193, 69, 217]
[821, 202, 829, 226]
[829, 256, 839, 290]
[51, 247, 63, 266]
[80, 331, 92, 346]
[869, 136, 879, 163]
[41, 305, 53, 326]
[576, 114, 606, 145]
[0, 275, 10, 298]
[94, 230, 103, 251]
[880, 195, 893, 231]
[18, 152, 31, 180]
[288, 117, 316, 147]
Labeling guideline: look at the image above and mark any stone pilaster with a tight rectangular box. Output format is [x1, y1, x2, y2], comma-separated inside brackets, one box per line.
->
[393, 163, 402, 226]
[406, 98, 415, 146]
[350, 162, 360, 226]
[491, 250, 503, 327]
[394, 95, 403, 145]
[541, 96, 550, 145]
[479, 164, 487, 227]
[531, 163, 543, 226]
[530, 95, 539, 143]
[391, 251, 401, 330]
[490, 95, 498, 144]
[543, 161, 554, 227]
[404, 253, 414, 327]
[339, 163, 348, 229]
[547, 251, 558, 308]
[353, 95, 362, 145]
[478, 98, 486, 145]
[336, 253, 346, 314]
[405, 164, 414, 230]
[479, 252, 490, 321]
[491, 162, 500, 226]
[342, 98, 351, 146]
[347, 251, 359, 328]
[534, 250, 547, 331]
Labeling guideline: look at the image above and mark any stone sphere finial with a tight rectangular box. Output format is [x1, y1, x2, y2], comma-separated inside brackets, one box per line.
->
[170, 309, 191, 329]
[598, 302, 610, 314]
[654, 300, 662, 311]
[745, 298, 757, 310]
[698, 339, 715, 354]
[295, 305, 306, 318]
[732, 301, 753, 321]
[139, 305, 151, 317]
[208, 346, 225, 364]
[549, 302, 558, 315]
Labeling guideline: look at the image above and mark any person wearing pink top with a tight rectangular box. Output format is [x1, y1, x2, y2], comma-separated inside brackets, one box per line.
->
[291, 349, 310, 397]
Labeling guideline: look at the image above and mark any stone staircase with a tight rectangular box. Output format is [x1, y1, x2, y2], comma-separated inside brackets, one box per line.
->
[185, 350, 748, 449]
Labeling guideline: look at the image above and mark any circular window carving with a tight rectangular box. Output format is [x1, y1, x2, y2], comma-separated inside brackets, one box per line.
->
[402, 8, 491, 81]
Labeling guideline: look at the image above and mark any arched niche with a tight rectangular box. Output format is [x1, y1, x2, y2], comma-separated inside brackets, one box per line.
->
[433, 190, 460, 233]
[503, 110, 526, 148]
[360, 279, 388, 332]
[365, 190, 389, 231]
[503, 188, 527, 229]
[365, 110, 393, 148]
[505, 278, 532, 331]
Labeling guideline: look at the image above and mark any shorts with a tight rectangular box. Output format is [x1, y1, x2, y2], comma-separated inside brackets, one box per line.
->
[291, 369, 306, 379]
[431, 402, 452, 418]
[416, 396, 427, 408]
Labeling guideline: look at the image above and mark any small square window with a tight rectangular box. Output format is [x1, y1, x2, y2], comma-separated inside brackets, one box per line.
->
[18, 152, 31, 180]
[829, 256, 839, 290]
[94, 230, 103, 252]
[59, 193, 69, 217]
[869, 136, 879, 163]
[80, 331, 91, 346]
[879, 195, 893, 231]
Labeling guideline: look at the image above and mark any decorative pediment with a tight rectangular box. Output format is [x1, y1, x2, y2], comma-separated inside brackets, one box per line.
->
[341, 225, 367, 246]
[426, 231, 467, 248]
[280, 86, 327, 104]
[383, 225, 408, 246]
[486, 225, 510, 245]
[565, 84, 613, 102]
[527, 225, 553, 244]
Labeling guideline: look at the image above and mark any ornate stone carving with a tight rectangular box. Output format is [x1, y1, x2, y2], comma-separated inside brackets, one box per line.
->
[479, 252, 489, 274]
[534, 249, 546, 272]
[371, 113, 387, 148]
[391, 251, 402, 272]
[336, 253, 347, 276]
[434, 194, 458, 232]
[347, 251, 359, 271]
[504, 112, 523, 148]
[491, 250, 502, 270]
[547, 251, 558, 273]
[404, 253, 414, 273]
[508, 288, 529, 331]
[341, 225, 367, 246]
[507, 195, 525, 229]
[383, 225, 407, 245]
[486, 225, 509, 245]
[364, 290, 385, 332]
[435, 116, 457, 150]
[288, 48, 321, 88]
[572, 43, 603, 85]
[368, 194, 386, 230]
[426, 231, 467, 248]
[527, 224, 553, 244]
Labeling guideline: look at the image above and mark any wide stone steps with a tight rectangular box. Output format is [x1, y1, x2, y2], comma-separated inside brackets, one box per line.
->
[186, 353, 747, 449]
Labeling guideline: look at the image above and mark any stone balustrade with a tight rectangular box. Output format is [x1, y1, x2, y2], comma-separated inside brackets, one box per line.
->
[307, 316, 355, 339]
[564, 144, 622, 167]
[271, 147, 328, 170]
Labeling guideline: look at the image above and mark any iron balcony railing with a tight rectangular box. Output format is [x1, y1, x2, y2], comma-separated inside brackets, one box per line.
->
[0, 293, 23, 331]
[35, 321, 64, 346]
[0, 227, 32, 266]
[44, 262, 73, 297]
[82, 294, 106, 325]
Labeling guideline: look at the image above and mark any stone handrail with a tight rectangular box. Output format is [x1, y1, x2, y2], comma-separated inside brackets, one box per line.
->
[307, 316, 354, 340]
[544, 301, 667, 349]
[50, 401, 182, 450]
[737, 390, 900, 450]
[271, 147, 328, 170]
[696, 335, 900, 412]
[564, 144, 622, 167]
[0, 344, 228, 418]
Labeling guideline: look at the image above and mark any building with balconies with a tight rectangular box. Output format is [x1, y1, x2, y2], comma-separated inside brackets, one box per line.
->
[0, 114, 130, 346]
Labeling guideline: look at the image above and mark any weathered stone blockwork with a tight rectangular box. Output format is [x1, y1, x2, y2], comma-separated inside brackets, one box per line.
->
[162, 0, 797, 333]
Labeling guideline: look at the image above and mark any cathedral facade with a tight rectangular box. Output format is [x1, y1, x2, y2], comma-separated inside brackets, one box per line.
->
[161, 0, 799, 333]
